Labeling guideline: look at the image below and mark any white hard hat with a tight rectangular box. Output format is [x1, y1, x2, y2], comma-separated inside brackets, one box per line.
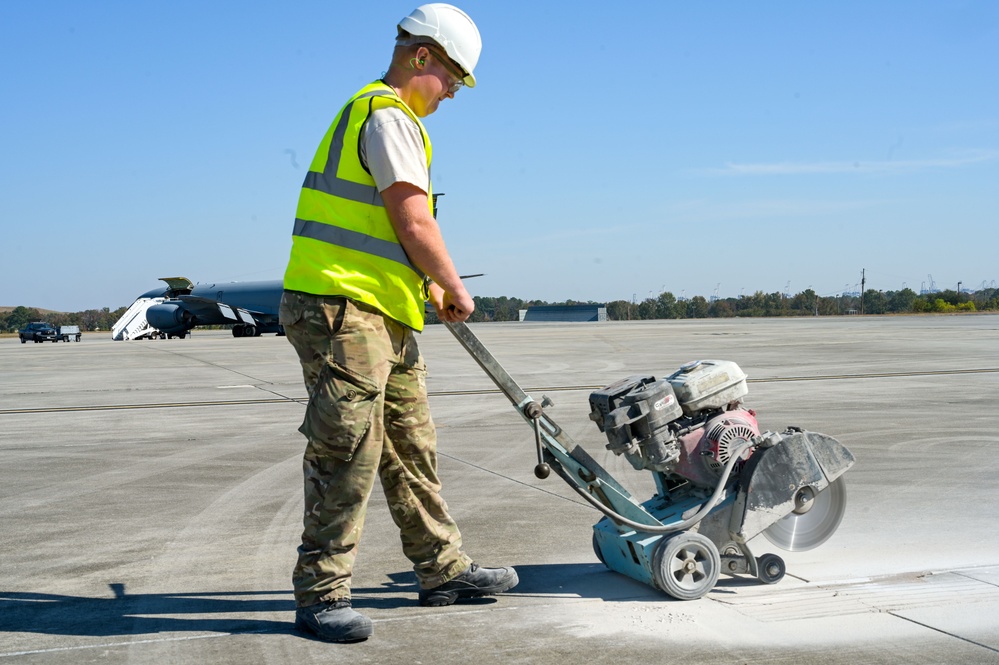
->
[397, 3, 481, 88]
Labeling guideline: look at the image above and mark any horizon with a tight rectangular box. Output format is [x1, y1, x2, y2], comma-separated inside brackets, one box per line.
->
[2, 280, 990, 317]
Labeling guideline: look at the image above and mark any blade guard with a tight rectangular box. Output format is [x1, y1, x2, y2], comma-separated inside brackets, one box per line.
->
[731, 431, 855, 543]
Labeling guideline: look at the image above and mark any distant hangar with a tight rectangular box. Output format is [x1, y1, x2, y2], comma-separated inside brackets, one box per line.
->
[520, 304, 606, 322]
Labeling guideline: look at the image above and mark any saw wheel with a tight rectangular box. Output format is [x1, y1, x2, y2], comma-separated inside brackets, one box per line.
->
[763, 476, 848, 552]
[652, 532, 721, 600]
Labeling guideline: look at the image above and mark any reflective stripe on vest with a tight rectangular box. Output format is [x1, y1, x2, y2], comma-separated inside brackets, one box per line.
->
[283, 81, 432, 330]
[291, 218, 424, 278]
[300, 89, 385, 208]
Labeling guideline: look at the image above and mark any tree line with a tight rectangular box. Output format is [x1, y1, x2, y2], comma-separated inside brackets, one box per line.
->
[433, 287, 998, 323]
[3, 287, 997, 333]
[602, 287, 993, 321]
[0, 305, 129, 333]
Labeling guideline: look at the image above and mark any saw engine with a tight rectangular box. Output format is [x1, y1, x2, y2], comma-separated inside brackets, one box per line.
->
[588, 361, 760, 488]
[443, 321, 856, 601]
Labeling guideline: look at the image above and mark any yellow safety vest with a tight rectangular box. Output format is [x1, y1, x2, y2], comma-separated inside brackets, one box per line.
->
[283, 80, 432, 331]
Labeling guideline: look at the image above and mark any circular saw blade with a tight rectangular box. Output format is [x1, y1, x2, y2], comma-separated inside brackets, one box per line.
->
[763, 477, 847, 552]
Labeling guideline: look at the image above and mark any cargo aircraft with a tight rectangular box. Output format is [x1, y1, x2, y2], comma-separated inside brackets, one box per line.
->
[111, 277, 282, 340]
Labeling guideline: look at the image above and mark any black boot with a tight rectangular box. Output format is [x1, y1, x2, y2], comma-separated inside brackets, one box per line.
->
[419, 563, 519, 607]
[295, 599, 372, 643]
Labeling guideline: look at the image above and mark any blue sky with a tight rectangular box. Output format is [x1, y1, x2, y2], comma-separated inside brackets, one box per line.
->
[1, 1, 996, 311]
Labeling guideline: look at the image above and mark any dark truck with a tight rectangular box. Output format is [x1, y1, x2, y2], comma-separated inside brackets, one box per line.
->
[18, 322, 60, 343]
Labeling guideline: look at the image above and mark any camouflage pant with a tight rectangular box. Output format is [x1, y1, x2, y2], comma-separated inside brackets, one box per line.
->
[280, 291, 471, 607]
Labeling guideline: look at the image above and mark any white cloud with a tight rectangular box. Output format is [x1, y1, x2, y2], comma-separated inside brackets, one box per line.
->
[664, 198, 879, 223]
[702, 150, 999, 176]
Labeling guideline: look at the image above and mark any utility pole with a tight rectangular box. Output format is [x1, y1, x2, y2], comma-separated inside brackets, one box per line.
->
[860, 268, 866, 315]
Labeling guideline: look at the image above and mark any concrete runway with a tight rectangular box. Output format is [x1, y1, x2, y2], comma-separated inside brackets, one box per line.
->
[2, 315, 998, 664]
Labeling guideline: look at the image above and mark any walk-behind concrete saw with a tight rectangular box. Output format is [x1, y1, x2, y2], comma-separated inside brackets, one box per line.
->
[445, 321, 855, 600]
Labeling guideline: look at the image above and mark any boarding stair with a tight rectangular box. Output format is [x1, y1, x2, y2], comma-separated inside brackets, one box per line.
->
[111, 297, 164, 340]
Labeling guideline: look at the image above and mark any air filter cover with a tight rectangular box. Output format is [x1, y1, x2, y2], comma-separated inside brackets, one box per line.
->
[668, 359, 748, 414]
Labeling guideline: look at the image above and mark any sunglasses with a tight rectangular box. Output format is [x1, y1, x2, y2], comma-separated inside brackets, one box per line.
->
[425, 46, 465, 94]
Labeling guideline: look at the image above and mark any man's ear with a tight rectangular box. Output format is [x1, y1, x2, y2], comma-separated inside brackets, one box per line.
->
[415, 46, 430, 67]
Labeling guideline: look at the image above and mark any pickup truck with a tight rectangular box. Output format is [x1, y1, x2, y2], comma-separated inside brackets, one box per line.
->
[19, 322, 60, 343]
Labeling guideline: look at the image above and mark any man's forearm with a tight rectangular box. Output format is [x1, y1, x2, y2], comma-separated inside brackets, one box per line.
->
[382, 183, 467, 297]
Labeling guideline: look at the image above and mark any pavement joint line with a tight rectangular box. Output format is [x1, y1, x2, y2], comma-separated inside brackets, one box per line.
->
[804, 565, 999, 589]
[751, 367, 999, 382]
[3, 366, 997, 416]
[954, 569, 999, 589]
[0, 398, 299, 415]
[718, 566, 996, 597]
[886, 611, 999, 654]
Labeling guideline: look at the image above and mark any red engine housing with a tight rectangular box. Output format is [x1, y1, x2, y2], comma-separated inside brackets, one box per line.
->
[670, 409, 760, 487]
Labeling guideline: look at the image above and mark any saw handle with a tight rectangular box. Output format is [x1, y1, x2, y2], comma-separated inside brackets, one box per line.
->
[525, 402, 551, 479]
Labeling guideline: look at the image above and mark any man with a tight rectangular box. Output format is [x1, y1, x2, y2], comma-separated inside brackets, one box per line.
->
[280, 4, 518, 644]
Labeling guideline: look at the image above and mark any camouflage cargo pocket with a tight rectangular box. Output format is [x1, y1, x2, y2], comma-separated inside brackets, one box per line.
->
[299, 361, 380, 461]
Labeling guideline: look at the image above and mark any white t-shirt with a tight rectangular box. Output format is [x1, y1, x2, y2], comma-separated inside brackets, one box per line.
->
[359, 107, 429, 194]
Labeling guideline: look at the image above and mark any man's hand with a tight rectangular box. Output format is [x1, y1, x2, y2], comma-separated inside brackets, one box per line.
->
[428, 282, 474, 322]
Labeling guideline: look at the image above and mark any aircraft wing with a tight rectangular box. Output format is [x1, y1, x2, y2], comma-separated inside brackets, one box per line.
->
[176, 294, 267, 325]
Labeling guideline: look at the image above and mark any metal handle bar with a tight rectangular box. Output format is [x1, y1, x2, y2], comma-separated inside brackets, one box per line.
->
[441, 320, 746, 534]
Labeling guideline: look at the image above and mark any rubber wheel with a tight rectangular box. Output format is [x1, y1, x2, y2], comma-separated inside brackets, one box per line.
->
[756, 553, 786, 584]
[245, 325, 257, 337]
[652, 532, 720, 600]
[232, 325, 243, 338]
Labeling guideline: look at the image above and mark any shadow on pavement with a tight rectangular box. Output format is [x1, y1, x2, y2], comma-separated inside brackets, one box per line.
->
[0, 586, 294, 638]
[353, 562, 672, 607]
[2, 562, 759, 638]
[502, 563, 770, 600]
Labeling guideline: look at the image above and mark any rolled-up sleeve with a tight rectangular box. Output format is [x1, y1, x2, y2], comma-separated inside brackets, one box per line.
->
[360, 107, 429, 194]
